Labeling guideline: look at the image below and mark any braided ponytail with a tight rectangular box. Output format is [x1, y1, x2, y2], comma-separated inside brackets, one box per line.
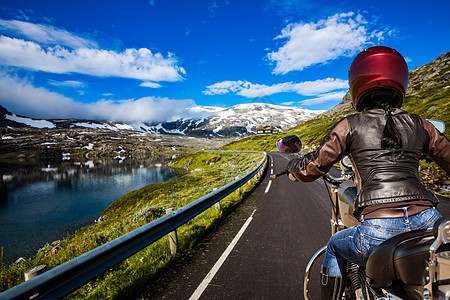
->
[379, 102, 403, 149]
[360, 88, 404, 149]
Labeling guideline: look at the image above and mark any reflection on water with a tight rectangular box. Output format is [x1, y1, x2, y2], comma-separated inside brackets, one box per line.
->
[0, 158, 177, 264]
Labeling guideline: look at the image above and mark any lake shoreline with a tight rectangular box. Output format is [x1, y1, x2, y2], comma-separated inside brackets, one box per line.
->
[0, 158, 178, 264]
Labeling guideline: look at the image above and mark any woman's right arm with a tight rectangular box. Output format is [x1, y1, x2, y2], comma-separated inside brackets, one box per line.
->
[287, 118, 350, 182]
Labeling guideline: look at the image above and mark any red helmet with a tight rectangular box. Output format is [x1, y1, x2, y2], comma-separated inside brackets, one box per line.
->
[348, 46, 409, 112]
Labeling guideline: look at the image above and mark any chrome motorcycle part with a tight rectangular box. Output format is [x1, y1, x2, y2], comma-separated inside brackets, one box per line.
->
[431, 218, 450, 251]
[304, 245, 327, 300]
[426, 217, 450, 299]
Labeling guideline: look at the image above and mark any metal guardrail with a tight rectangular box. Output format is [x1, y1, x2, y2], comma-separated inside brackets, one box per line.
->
[0, 153, 267, 300]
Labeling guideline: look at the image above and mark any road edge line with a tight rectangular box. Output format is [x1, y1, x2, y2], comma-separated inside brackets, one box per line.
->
[264, 180, 272, 193]
[188, 209, 256, 300]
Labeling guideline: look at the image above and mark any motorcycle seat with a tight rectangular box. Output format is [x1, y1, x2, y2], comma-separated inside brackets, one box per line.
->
[366, 228, 434, 288]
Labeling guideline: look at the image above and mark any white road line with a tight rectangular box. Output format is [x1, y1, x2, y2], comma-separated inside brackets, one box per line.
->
[264, 180, 272, 193]
[189, 209, 257, 300]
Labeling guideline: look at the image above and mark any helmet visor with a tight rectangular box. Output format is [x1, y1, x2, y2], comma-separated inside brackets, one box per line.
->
[276, 139, 291, 152]
[276, 135, 302, 153]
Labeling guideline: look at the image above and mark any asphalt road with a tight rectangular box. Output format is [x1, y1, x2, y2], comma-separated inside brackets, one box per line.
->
[143, 152, 450, 300]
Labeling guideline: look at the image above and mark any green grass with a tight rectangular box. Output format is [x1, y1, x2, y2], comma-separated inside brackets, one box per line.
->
[0, 151, 265, 299]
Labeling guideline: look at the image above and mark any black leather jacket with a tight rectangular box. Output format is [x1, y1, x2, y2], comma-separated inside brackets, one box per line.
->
[288, 108, 450, 216]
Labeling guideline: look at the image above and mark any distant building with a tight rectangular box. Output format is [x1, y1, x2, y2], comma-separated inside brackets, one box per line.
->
[256, 126, 280, 134]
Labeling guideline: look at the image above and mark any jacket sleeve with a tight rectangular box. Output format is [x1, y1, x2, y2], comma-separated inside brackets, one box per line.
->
[287, 118, 350, 182]
[421, 117, 450, 173]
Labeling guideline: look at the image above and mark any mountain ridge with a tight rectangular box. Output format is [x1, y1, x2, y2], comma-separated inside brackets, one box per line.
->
[0, 103, 324, 137]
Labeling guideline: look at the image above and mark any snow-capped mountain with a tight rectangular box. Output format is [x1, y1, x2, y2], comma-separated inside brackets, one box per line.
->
[127, 103, 323, 136]
[0, 103, 323, 137]
[0, 106, 135, 132]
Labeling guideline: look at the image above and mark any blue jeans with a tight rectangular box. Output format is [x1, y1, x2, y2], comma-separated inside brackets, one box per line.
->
[323, 207, 442, 277]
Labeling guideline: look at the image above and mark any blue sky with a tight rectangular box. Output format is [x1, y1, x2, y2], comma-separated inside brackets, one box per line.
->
[0, 0, 448, 123]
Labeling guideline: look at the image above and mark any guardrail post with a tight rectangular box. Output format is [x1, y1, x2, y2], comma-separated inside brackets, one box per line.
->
[24, 265, 46, 281]
[235, 176, 241, 194]
[165, 208, 178, 256]
[213, 188, 221, 211]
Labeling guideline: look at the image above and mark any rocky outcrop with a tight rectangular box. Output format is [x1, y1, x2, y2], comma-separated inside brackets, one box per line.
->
[407, 51, 450, 95]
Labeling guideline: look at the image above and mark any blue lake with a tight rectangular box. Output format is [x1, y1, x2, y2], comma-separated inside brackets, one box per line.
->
[0, 159, 177, 263]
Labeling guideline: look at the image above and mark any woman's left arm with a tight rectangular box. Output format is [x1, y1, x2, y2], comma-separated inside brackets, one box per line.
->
[422, 117, 450, 173]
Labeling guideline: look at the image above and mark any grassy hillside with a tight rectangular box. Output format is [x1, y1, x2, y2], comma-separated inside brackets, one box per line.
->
[402, 52, 450, 128]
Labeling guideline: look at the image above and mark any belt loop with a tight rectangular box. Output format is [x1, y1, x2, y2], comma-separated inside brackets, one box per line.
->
[321, 266, 329, 286]
[403, 207, 410, 224]
[360, 215, 364, 223]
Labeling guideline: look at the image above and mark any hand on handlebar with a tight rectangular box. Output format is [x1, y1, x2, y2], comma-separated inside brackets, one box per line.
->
[286, 158, 301, 181]
[288, 172, 299, 181]
[271, 158, 300, 179]
[271, 170, 299, 181]
[271, 170, 289, 179]
[271, 164, 299, 181]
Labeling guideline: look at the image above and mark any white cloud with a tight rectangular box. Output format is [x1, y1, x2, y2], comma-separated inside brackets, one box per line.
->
[140, 81, 162, 88]
[0, 36, 186, 82]
[85, 97, 197, 122]
[0, 19, 98, 49]
[203, 78, 348, 97]
[267, 12, 387, 74]
[0, 73, 83, 119]
[290, 78, 348, 96]
[203, 80, 245, 95]
[48, 80, 85, 88]
[0, 73, 199, 123]
[237, 82, 293, 98]
[299, 91, 347, 105]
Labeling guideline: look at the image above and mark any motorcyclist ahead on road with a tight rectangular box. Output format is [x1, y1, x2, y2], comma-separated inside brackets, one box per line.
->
[284, 46, 450, 300]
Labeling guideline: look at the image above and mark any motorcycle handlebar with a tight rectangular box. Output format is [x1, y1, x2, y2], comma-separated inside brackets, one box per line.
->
[271, 170, 352, 183]
[323, 172, 351, 184]
[271, 157, 354, 182]
[271, 170, 288, 179]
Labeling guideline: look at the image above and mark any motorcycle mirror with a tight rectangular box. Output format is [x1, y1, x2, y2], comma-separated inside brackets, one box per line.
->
[427, 119, 446, 133]
[341, 156, 353, 170]
[276, 135, 303, 153]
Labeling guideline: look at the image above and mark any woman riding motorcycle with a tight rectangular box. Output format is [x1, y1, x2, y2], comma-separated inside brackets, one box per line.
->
[285, 46, 450, 299]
